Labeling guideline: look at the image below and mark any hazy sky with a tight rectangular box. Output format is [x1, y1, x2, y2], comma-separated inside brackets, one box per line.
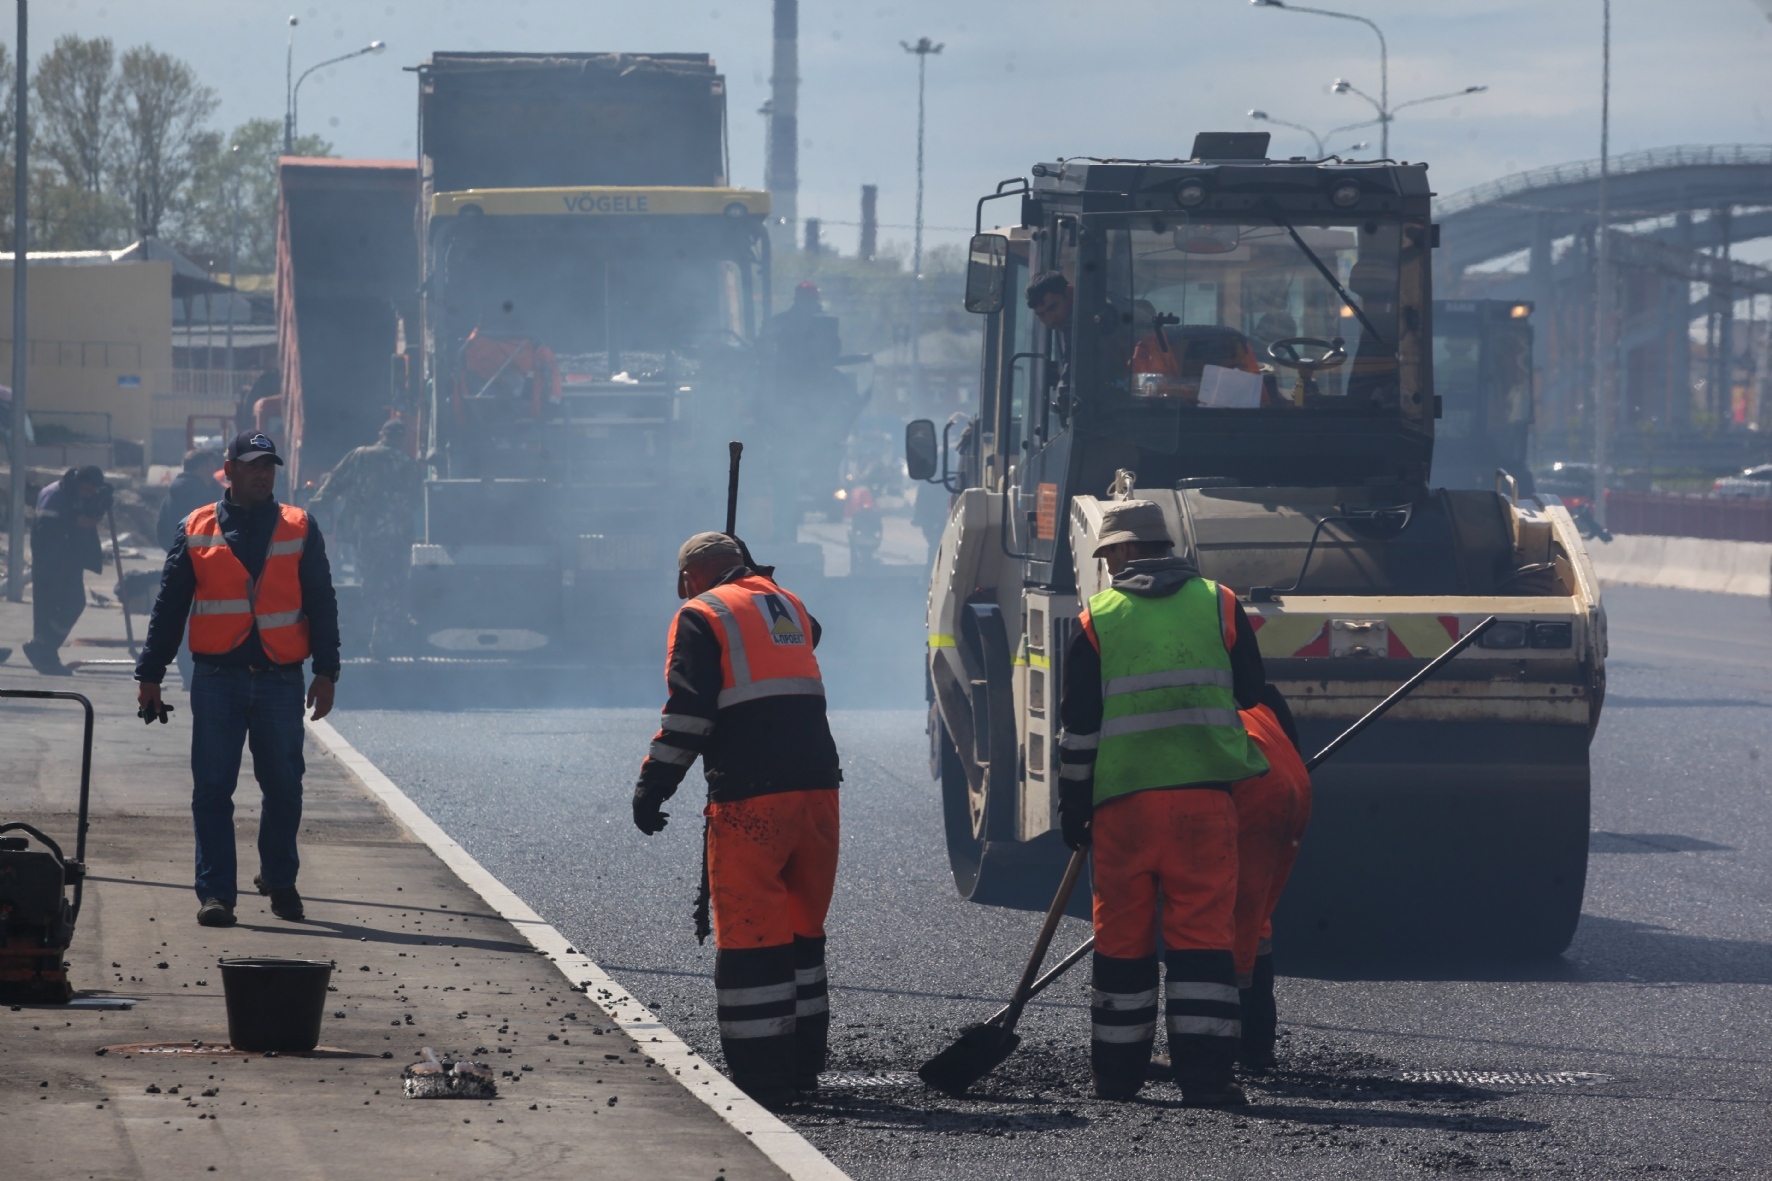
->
[25, 0, 1772, 256]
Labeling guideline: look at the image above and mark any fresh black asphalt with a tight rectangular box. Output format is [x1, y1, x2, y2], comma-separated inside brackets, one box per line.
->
[330, 584, 1772, 1179]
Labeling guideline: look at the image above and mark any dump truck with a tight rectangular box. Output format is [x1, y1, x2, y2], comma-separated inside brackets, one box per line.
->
[1430, 298, 1535, 493]
[907, 135, 1605, 957]
[411, 52, 775, 662]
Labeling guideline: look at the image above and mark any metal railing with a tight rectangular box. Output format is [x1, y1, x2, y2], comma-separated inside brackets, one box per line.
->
[172, 368, 261, 398]
[1436, 144, 1772, 218]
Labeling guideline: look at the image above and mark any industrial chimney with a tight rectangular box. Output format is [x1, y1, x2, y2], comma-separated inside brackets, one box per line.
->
[860, 184, 878, 261]
[767, 0, 799, 246]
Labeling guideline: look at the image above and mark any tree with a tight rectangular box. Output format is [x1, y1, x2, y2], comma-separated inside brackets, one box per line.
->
[183, 118, 331, 275]
[32, 35, 130, 247]
[35, 35, 113, 193]
[109, 45, 218, 240]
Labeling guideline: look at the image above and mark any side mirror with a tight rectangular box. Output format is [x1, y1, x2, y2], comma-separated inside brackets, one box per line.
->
[962, 233, 1008, 314]
[905, 418, 939, 482]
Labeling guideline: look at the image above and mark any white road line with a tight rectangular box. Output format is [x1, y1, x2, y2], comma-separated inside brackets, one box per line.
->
[306, 716, 850, 1181]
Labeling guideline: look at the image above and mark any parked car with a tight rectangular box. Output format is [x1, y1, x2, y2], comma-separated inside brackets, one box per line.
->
[1713, 464, 1772, 499]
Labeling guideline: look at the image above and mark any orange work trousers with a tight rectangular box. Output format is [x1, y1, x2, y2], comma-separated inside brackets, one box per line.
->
[1232, 704, 1313, 977]
[1091, 786, 1238, 959]
[705, 789, 840, 950]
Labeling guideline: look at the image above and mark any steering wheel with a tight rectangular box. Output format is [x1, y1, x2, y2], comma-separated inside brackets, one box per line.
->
[1265, 336, 1348, 400]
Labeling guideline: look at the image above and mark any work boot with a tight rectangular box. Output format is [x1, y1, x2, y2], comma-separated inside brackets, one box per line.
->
[197, 898, 237, 927]
[0, 645, 12, 664]
[255, 877, 305, 922]
[1239, 954, 1279, 1071]
[23, 640, 71, 675]
[1182, 1080, 1249, 1108]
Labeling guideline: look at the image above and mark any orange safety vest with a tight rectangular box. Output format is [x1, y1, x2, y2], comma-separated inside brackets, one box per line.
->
[184, 501, 312, 664]
[682, 573, 824, 708]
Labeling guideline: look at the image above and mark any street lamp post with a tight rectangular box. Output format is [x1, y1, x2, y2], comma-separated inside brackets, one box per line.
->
[901, 36, 942, 386]
[285, 32, 386, 154]
[5, 0, 27, 602]
[1331, 79, 1487, 153]
[1249, 109, 1377, 159]
[224, 144, 240, 394]
[283, 16, 297, 155]
[1592, 0, 1613, 526]
[1250, 0, 1389, 157]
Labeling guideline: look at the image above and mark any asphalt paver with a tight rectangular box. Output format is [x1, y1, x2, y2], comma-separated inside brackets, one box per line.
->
[327, 585, 1772, 1179]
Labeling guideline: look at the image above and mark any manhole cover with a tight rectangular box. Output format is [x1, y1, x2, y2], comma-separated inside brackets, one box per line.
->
[1398, 1070, 1612, 1086]
[819, 1071, 921, 1089]
[100, 1042, 360, 1058]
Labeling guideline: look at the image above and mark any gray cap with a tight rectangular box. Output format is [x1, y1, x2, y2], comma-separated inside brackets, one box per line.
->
[1092, 499, 1173, 557]
[678, 531, 743, 573]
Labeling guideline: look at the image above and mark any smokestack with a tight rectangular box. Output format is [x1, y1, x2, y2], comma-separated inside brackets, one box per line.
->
[860, 184, 877, 261]
[768, 0, 799, 245]
[804, 217, 821, 256]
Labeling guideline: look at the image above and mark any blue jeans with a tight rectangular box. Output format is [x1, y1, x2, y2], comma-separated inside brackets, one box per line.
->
[190, 663, 307, 904]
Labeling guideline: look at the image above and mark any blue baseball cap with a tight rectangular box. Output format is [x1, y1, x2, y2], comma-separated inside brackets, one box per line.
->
[227, 430, 283, 465]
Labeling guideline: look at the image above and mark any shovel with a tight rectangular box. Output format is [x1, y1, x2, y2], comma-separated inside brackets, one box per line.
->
[918, 614, 1500, 1095]
[917, 845, 1089, 1095]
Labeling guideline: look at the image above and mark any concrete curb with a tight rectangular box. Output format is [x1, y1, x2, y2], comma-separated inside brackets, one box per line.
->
[1588, 534, 1772, 598]
[305, 716, 850, 1181]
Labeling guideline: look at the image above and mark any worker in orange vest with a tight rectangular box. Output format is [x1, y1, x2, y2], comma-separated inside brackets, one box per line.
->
[631, 532, 842, 1109]
[135, 432, 341, 929]
[1231, 685, 1313, 1070]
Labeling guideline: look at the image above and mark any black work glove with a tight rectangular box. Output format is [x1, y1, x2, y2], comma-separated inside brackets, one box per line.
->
[89, 483, 115, 517]
[631, 780, 676, 836]
[1058, 779, 1093, 851]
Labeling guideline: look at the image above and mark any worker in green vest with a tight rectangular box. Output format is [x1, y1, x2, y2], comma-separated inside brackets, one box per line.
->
[1056, 498, 1269, 1105]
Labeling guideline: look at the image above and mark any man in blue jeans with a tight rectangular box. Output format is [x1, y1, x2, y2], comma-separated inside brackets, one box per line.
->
[135, 431, 341, 928]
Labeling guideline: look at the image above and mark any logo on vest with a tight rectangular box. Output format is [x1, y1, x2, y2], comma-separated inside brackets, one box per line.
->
[756, 593, 805, 645]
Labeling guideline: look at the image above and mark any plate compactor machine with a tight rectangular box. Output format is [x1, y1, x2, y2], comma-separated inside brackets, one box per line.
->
[907, 133, 1607, 959]
[0, 690, 94, 1004]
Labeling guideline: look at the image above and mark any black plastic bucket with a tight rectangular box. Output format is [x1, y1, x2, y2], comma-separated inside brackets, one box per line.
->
[218, 958, 333, 1052]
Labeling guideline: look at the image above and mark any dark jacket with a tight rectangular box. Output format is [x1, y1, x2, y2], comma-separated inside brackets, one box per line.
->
[31, 476, 105, 574]
[639, 566, 842, 803]
[156, 469, 222, 551]
[134, 494, 341, 684]
[1059, 555, 1266, 792]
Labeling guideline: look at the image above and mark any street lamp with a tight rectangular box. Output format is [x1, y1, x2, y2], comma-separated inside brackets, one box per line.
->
[5, 0, 27, 601]
[284, 28, 387, 153]
[1249, 109, 1379, 159]
[1331, 79, 1487, 153]
[1250, 0, 1389, 157]
[901, 36, 942, 384]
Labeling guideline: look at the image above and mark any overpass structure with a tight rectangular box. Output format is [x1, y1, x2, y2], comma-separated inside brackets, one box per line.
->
[1435, 145, 1772, 468]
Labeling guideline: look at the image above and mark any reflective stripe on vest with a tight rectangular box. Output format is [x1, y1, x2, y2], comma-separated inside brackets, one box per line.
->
[1087, 576, 1267, 804]
[184, 501, 312, 664]
[686, 574, 825, 709]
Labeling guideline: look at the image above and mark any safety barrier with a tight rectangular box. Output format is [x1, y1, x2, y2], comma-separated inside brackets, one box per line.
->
[1586, 534, 1772, 598]
[1606, 492, 1772, 543]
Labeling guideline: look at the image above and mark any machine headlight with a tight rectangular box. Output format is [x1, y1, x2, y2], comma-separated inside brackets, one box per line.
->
[1176, 181, 1207, 208]
[1330, 181, 1361, 208]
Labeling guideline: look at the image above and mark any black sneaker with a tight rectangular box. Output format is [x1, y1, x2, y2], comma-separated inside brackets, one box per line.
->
[197, 898, 237, 927]
[253, 877, 305, 921]
[23, 640, 71, 676]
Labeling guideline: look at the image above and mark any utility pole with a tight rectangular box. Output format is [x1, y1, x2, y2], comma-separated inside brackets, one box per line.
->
[6, 0, 28, 602]
[901, 37, 941, 386]
[1592, 0, 1612, 527]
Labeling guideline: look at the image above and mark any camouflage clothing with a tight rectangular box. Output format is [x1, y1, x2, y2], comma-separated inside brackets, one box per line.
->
[310, 443, 421, 655]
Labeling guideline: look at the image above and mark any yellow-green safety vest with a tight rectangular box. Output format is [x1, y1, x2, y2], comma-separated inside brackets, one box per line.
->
[1085, 576, 1269, 805]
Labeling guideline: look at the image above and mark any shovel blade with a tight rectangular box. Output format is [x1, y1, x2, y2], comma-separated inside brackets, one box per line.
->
[917, 1022, 1022, 1096]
